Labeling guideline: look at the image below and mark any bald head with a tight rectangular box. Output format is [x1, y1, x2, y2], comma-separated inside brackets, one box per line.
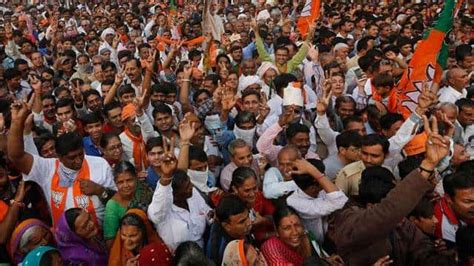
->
[447, 68, 469, 91]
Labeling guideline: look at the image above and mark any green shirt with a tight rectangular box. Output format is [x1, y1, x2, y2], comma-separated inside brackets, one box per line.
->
[255, 35, 309, 74]
[103, 199, 127, 240]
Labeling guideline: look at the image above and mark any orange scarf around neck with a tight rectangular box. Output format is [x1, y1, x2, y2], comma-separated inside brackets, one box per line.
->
[124, 128, 148, 172]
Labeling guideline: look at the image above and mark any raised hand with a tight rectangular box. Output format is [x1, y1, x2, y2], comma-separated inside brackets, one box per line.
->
[221, 89, 237, 112]
[114, 71, 125, 86]
[422, 115, 450, 169]
[11, 101, 30, 122]
[278, 105, 298, 127]
[316, 86, 332, 116]
[160, 137, 177, 177]
[29, 75, 42, 93]
[179, 118, 196, 143]
[144, 49, 157, 73]
[416, 82, 437, 115]
[183, 64, 193, 79]
[373, 256, 393, 266]
[14, 180, 27, 202]
[289, 159, 319, 176]
[385, 51, 397, 61]
[257, 91, 270, 123]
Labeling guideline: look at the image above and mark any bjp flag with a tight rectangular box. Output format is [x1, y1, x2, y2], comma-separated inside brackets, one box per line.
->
[396, 0, 455, 118]
[297, 0, 321, 38]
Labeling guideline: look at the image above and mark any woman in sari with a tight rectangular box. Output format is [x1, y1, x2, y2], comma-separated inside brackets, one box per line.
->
[230, 167, 275, 244]
[9, 219, 55, 264]
[109, 208, 172, 266]
[222, 239, 268, 266]
[54, 208, 108, 266]
[260, 206, 344, 266]
[104, 161, 153, 248]
[22, 246, 62, 266]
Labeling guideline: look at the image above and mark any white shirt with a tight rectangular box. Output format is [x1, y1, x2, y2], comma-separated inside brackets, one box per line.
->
[24, 155, 116, 224]
[437, 86, 466, 104]
[148, 184, 212, 251]
[287, 189, 348, 242]
[263, 167, 298, 199]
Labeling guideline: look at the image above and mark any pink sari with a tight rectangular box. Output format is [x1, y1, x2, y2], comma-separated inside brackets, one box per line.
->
[260, 237, 304, 266]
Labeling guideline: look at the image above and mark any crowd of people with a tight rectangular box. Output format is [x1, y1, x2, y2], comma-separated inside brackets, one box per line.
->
[0, 0, 473, 265]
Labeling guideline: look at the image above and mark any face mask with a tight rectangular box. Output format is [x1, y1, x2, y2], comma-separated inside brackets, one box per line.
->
[59, 163, 79, 187]
[187, 168, 216, 193]
[77, 63, 90, 73]
[205, 114, 225, 144]
[233, 125, 256, 148]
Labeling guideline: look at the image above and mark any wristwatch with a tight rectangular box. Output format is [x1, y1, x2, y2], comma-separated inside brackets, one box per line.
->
[100, 190, 108, 200]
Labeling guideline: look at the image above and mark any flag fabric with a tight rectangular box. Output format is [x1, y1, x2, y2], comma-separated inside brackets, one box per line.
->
[297, 0, 321, 38]
[395, 0, 455, 118]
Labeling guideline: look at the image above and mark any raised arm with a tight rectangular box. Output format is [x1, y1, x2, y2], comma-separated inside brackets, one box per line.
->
[104, 71, 125, 105]
[147, 138, 178, 225]
[0, 181, 26, 244]
[8, 101, 34, 175]
[178, 64, 194, 114]
[176, 116, 196, 170]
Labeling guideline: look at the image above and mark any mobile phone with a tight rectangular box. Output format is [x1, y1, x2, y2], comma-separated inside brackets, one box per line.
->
[354, 67, 364, 80]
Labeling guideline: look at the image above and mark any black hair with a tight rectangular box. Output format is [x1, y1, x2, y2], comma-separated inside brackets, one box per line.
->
[39, 249, 61, 266]
[359, 166, 395, 205]
[356, 36, 373, 52]
[443, 171, 474, 198]
[456, 98, 474, 112]
[380, 113, 404, 131]
[55, 132, 83, 156]
[152, 82, 178, 95]
[55, 98, 75, 111]
[273, 74, 297, 95]
[235, 111, 256, 128]
[230, 167, 256, 190]
[334, 96, 356, 112]
[188, 49, 202, 60]
[117, 50, 133, 61]
[342, 116, 363, 130]
[272, 205, 300, 228]
[361, 134, 390, 154]
[103, 101, 122, 117]
[152, 103, 173, 119]
[171, 169, 190, 192]
[65, 208, 83, 232]
[408, 195, 434, 219]
[3, 68, 22, 81]
[358, 54, 372, 72]
[145, 137, 164, 153]
[120, 211, 148, 248]
[456, 225, 474, 261]
[457, 160, 474, 173]
[118, 84, 136, 98]
[241, 88, 261, 101]
[34, 133, 56, 154]
[82, 111, 103, 126]
[215, 195, 248, 223]
[397, 155, 424, 179]
[336, 130, 362, 150]
[455, 44, 472, 62]
[83, 89, 101, 101]
[99, 132, 120, 149]
[174, 241, 214, 266]
[292, 159, 326, 192]
[192, 89, 211, 104]
[285, 122, 310, 140]
[113, 161, 137, 179]
[188, 146, 208, 163]
[101, 61, 117, 71]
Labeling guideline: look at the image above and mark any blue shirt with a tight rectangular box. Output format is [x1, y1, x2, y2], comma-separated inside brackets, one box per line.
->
[146, 167, 161, 191]
[83, 137, 102, 157]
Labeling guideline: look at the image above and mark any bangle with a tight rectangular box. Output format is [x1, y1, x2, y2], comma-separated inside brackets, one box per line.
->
[180, 142, 191, 147]
[419, 166, 434, 174]
[315, 174, 326, 180]
[10, 199, 25, 208]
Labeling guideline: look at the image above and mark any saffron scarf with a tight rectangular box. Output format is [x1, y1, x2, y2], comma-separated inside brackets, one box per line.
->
[50, 160, 97, 226]
[124, 128, 148, 172]
[109, 209, 167, 266]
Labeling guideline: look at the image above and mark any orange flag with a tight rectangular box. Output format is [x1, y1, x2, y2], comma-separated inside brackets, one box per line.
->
[297, 0, 321, 38]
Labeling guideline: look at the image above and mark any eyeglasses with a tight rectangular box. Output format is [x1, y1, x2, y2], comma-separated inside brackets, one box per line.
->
[107, 144, 122, 151]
